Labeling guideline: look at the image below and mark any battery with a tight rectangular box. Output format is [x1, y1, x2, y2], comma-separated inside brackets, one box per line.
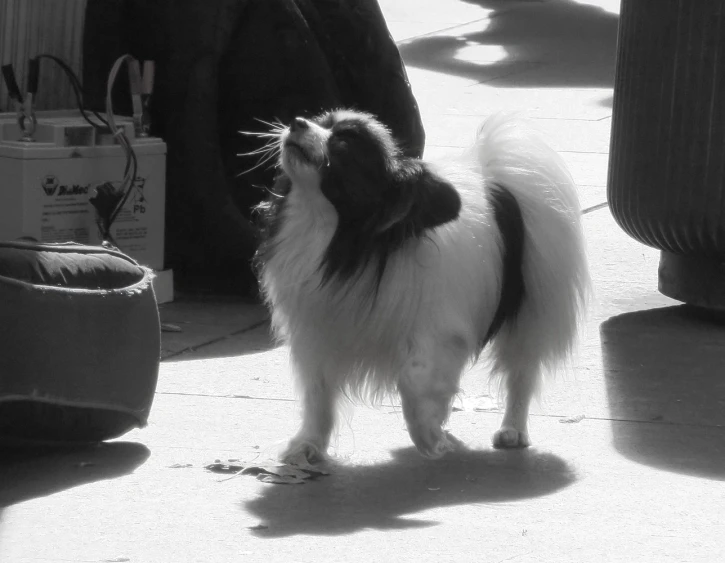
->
[0, 110, 167, 271]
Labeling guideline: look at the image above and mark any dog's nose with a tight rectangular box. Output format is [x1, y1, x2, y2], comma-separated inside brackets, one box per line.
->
[290, 117, 309, 133]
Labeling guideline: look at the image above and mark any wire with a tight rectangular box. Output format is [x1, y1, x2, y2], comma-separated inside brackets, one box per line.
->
[81, 54, 141, 243]
[32, 54, 110, 131]
[1, 64, 23, 102]
[16, 53, 140, 244]
[103, 54, 140, 234]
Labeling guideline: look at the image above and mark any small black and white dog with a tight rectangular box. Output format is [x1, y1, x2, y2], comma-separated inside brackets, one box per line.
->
[255, 110, 588, 463]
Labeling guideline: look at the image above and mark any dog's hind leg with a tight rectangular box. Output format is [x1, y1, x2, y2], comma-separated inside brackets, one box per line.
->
[487, 306, 553, 449]
[486, 310, 544, 449]
[492, 365, 537, 448]
[398, 338, 467, 459]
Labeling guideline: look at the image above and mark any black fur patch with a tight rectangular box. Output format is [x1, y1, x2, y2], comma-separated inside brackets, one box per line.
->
[480, 182, 526, 349]
[320, 144, 461, 288]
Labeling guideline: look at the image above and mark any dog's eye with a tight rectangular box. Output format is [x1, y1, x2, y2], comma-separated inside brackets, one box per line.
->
[328, 132, 360, 153]
[326, 137, 348, 156]
[315, 112, 337, 130]
[330, 126, 362, 143]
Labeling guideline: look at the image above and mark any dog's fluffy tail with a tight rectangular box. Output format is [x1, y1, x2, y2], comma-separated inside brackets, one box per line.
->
[475, 114, 590, 383]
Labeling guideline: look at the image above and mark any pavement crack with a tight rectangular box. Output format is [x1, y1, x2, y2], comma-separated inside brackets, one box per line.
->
[156, 391, 295, 402]
[582, 201, 609, 214]
[395, 16, 494, 45]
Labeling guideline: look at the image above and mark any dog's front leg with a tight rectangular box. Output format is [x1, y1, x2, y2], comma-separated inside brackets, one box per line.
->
[282, 372, 338, 465]
[398, 343, 466, 459]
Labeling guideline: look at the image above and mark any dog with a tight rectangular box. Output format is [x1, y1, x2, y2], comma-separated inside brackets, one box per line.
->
[254, 109, 589, 463]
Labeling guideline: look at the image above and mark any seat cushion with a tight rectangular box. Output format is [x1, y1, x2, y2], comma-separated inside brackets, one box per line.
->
[0, 241, 161, 446]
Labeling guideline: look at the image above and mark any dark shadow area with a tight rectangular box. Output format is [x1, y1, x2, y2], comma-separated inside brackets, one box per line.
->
[0, 441, 149, 518]
[399, 0, 619, 88]
[601, 305, 725, 480]
[160, 297, 280, 362]
[161, 320, 281, 363]
[244, 446, 576, 537]
[598, 94, 613, 108]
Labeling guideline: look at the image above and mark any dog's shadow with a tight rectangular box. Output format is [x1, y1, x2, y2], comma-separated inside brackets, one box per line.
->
[244, 446, 575, 536]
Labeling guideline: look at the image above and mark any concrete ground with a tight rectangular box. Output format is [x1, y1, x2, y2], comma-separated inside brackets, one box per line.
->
[3, 1, 725, 562]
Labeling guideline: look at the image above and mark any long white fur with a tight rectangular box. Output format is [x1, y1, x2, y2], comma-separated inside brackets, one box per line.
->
[260, 113, 589, 461]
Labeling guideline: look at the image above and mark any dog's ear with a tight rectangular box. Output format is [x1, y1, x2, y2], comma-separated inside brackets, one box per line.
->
[376, 160, 461, 236]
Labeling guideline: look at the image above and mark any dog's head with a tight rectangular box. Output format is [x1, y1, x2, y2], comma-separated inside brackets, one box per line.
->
[276, 110, 462, 285]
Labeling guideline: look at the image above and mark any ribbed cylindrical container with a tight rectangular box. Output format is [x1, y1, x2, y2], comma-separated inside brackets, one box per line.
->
[608, 0, 725, 310]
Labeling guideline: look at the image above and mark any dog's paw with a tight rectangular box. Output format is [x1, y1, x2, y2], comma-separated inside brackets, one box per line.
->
[492, 427, 531, 449]
[414, 430, 462, 460]
[281, 438, 327, 465]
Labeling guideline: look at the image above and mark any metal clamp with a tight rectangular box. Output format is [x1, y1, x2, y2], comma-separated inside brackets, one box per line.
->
[18, 98, 37, 142]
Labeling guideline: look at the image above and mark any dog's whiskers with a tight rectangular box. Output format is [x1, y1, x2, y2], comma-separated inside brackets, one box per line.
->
[254, 117, 287, 130]
[237, 146, 282, 176]
[237, 146, 277, 157]
[239, 131, 284, 139]
[237, 118, 289, 176]
[237, 138, 282, 157]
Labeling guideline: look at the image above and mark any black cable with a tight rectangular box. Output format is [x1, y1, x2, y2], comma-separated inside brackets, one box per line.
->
[109, 139, 138, 227]
[32, 54, 110, 130]
[37, 54, 108, 126]
[1, 64, 23, 102]
[29, 53, 141, 243]
[26, 58, 40, 94]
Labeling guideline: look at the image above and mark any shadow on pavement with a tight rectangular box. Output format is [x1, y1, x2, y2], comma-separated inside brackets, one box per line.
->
[162, 320, 281, 362]
[399, 0, 618, 88]
[245, 446, 576, 536]
[598, 94, 613, 108]
[601, 305, 725, 481]
[0, 441, 150, 508]
[160, 297, 279, 362]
